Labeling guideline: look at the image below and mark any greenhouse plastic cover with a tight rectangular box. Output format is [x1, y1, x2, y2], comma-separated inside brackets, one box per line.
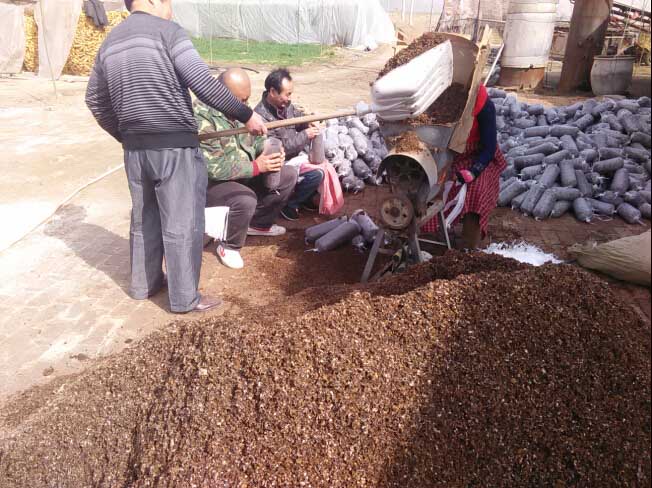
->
[0, 3, 26, 74]
[35, 0, 83, 79]
[173, 0, 396, 49]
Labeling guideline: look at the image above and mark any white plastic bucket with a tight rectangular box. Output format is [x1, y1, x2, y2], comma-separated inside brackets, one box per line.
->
[502, 0, 558, 68]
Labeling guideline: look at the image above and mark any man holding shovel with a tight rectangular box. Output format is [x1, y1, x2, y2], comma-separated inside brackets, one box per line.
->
[86, 0, 267, 313]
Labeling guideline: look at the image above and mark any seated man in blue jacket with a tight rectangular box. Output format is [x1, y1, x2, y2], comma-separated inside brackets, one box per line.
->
[254, 68, 324, 221]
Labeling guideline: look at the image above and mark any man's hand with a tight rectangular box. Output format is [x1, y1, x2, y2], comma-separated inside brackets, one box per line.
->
[245, 112, 268, 136]
[305, 126, 321, 140]
[256, 149, 285, 173]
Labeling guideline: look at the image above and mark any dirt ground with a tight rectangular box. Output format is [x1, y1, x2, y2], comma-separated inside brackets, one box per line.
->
[0, 45, 396, 401]
[1, 40, 651, 413]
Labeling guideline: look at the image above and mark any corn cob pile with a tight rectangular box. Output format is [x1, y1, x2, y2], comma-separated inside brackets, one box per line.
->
[63, 11, 128, 75]
[22, 11, 128, 76]
[22, 13, 38, 72]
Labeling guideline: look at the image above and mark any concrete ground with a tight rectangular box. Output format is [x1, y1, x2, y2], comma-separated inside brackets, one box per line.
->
[1, 43, 650, 405]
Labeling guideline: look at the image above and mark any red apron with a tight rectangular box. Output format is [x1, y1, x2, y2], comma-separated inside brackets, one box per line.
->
[421, 85, 507, 237]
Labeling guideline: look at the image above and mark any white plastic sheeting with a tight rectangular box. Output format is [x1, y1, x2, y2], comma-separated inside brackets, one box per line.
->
[173, 0, 396, 49]
[0, 3, 26, 74]
[382, 0, 443, 14]
[34, 0, 83, 79]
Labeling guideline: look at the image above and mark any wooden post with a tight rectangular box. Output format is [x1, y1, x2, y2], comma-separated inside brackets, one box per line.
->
[559, 0, 614, 93]
[473, 0, 482, 42]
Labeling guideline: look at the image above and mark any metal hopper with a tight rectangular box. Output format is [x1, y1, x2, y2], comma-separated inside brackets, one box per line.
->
[361, 28, 491, 283]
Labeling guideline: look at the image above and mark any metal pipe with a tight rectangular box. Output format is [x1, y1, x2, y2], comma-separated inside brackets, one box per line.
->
[37, 1, 58, 97]
[435, 0, 446, 31]
[473, 0, 482, 42]
[617, 1, 633, 54]
[485, 43, 504, 83]
[208, 0, 213, 63]
[297, 0, 301, 57]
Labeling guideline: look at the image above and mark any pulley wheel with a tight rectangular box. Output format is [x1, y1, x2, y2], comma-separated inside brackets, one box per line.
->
[380, 195, 415, 230]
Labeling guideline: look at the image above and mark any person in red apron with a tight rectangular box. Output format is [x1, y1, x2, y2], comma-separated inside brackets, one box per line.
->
[422, 84, 507, 249]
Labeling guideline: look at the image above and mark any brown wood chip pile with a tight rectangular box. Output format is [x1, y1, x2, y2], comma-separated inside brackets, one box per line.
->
[22, 12, 127, 75]
[0, 253, 650, 487]
[377, 32, 470, 126]
[378, 32, 449, 79]
[407, 82, 469, 126]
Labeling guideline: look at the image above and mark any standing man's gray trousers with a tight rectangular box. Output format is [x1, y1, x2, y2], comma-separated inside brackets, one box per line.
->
[124, 147, 208, 313]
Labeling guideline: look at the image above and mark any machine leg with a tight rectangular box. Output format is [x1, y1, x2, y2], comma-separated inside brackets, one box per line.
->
[440, 211, 452, 250]
[361, 229, 385, 284]
[408, 219, 422, 264]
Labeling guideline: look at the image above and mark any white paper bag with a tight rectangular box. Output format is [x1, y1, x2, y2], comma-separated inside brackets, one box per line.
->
[205, 207, 229, 241]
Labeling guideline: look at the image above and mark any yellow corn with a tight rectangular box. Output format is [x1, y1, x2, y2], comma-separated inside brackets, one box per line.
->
[22, 11, 128, 76]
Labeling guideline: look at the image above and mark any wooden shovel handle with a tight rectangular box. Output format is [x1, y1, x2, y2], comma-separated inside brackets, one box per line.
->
[198, 110, 358, 141]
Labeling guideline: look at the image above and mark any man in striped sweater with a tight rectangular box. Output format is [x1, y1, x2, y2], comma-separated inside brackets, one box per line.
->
[85, 0, 267, 314]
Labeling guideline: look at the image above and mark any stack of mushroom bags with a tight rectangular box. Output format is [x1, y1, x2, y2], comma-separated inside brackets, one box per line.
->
[492, 88, 651, 225]
[323, 114, 389, 193]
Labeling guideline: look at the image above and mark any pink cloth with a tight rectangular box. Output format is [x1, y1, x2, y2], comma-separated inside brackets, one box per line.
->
[300, 161, 344, 216]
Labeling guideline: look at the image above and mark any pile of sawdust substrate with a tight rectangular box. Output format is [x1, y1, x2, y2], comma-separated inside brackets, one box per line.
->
[0, 253, 650, 487]
[408, 82, 469, 126]
[378, 32, 469, 126]
[378, 32, 449, 78]
[390, 131, 424, 153]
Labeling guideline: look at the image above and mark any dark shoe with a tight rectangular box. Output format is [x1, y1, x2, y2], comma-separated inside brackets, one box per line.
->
[193, 295, 223, 313]
[281, 207, 300, 221]
[301, 200, 319, 213]
[203, 234, 215, 248]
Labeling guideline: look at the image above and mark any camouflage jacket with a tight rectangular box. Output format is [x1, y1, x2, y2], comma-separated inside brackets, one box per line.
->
[195, 102, 265, 181]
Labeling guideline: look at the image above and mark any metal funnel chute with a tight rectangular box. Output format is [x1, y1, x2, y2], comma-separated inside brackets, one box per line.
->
[361, 28, 492, 283]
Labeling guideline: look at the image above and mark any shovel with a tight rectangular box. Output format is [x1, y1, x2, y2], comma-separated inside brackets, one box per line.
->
[198, 41, 454, 142]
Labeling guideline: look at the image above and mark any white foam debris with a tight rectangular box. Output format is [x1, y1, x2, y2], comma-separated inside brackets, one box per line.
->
[483, 241, 563, 266]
